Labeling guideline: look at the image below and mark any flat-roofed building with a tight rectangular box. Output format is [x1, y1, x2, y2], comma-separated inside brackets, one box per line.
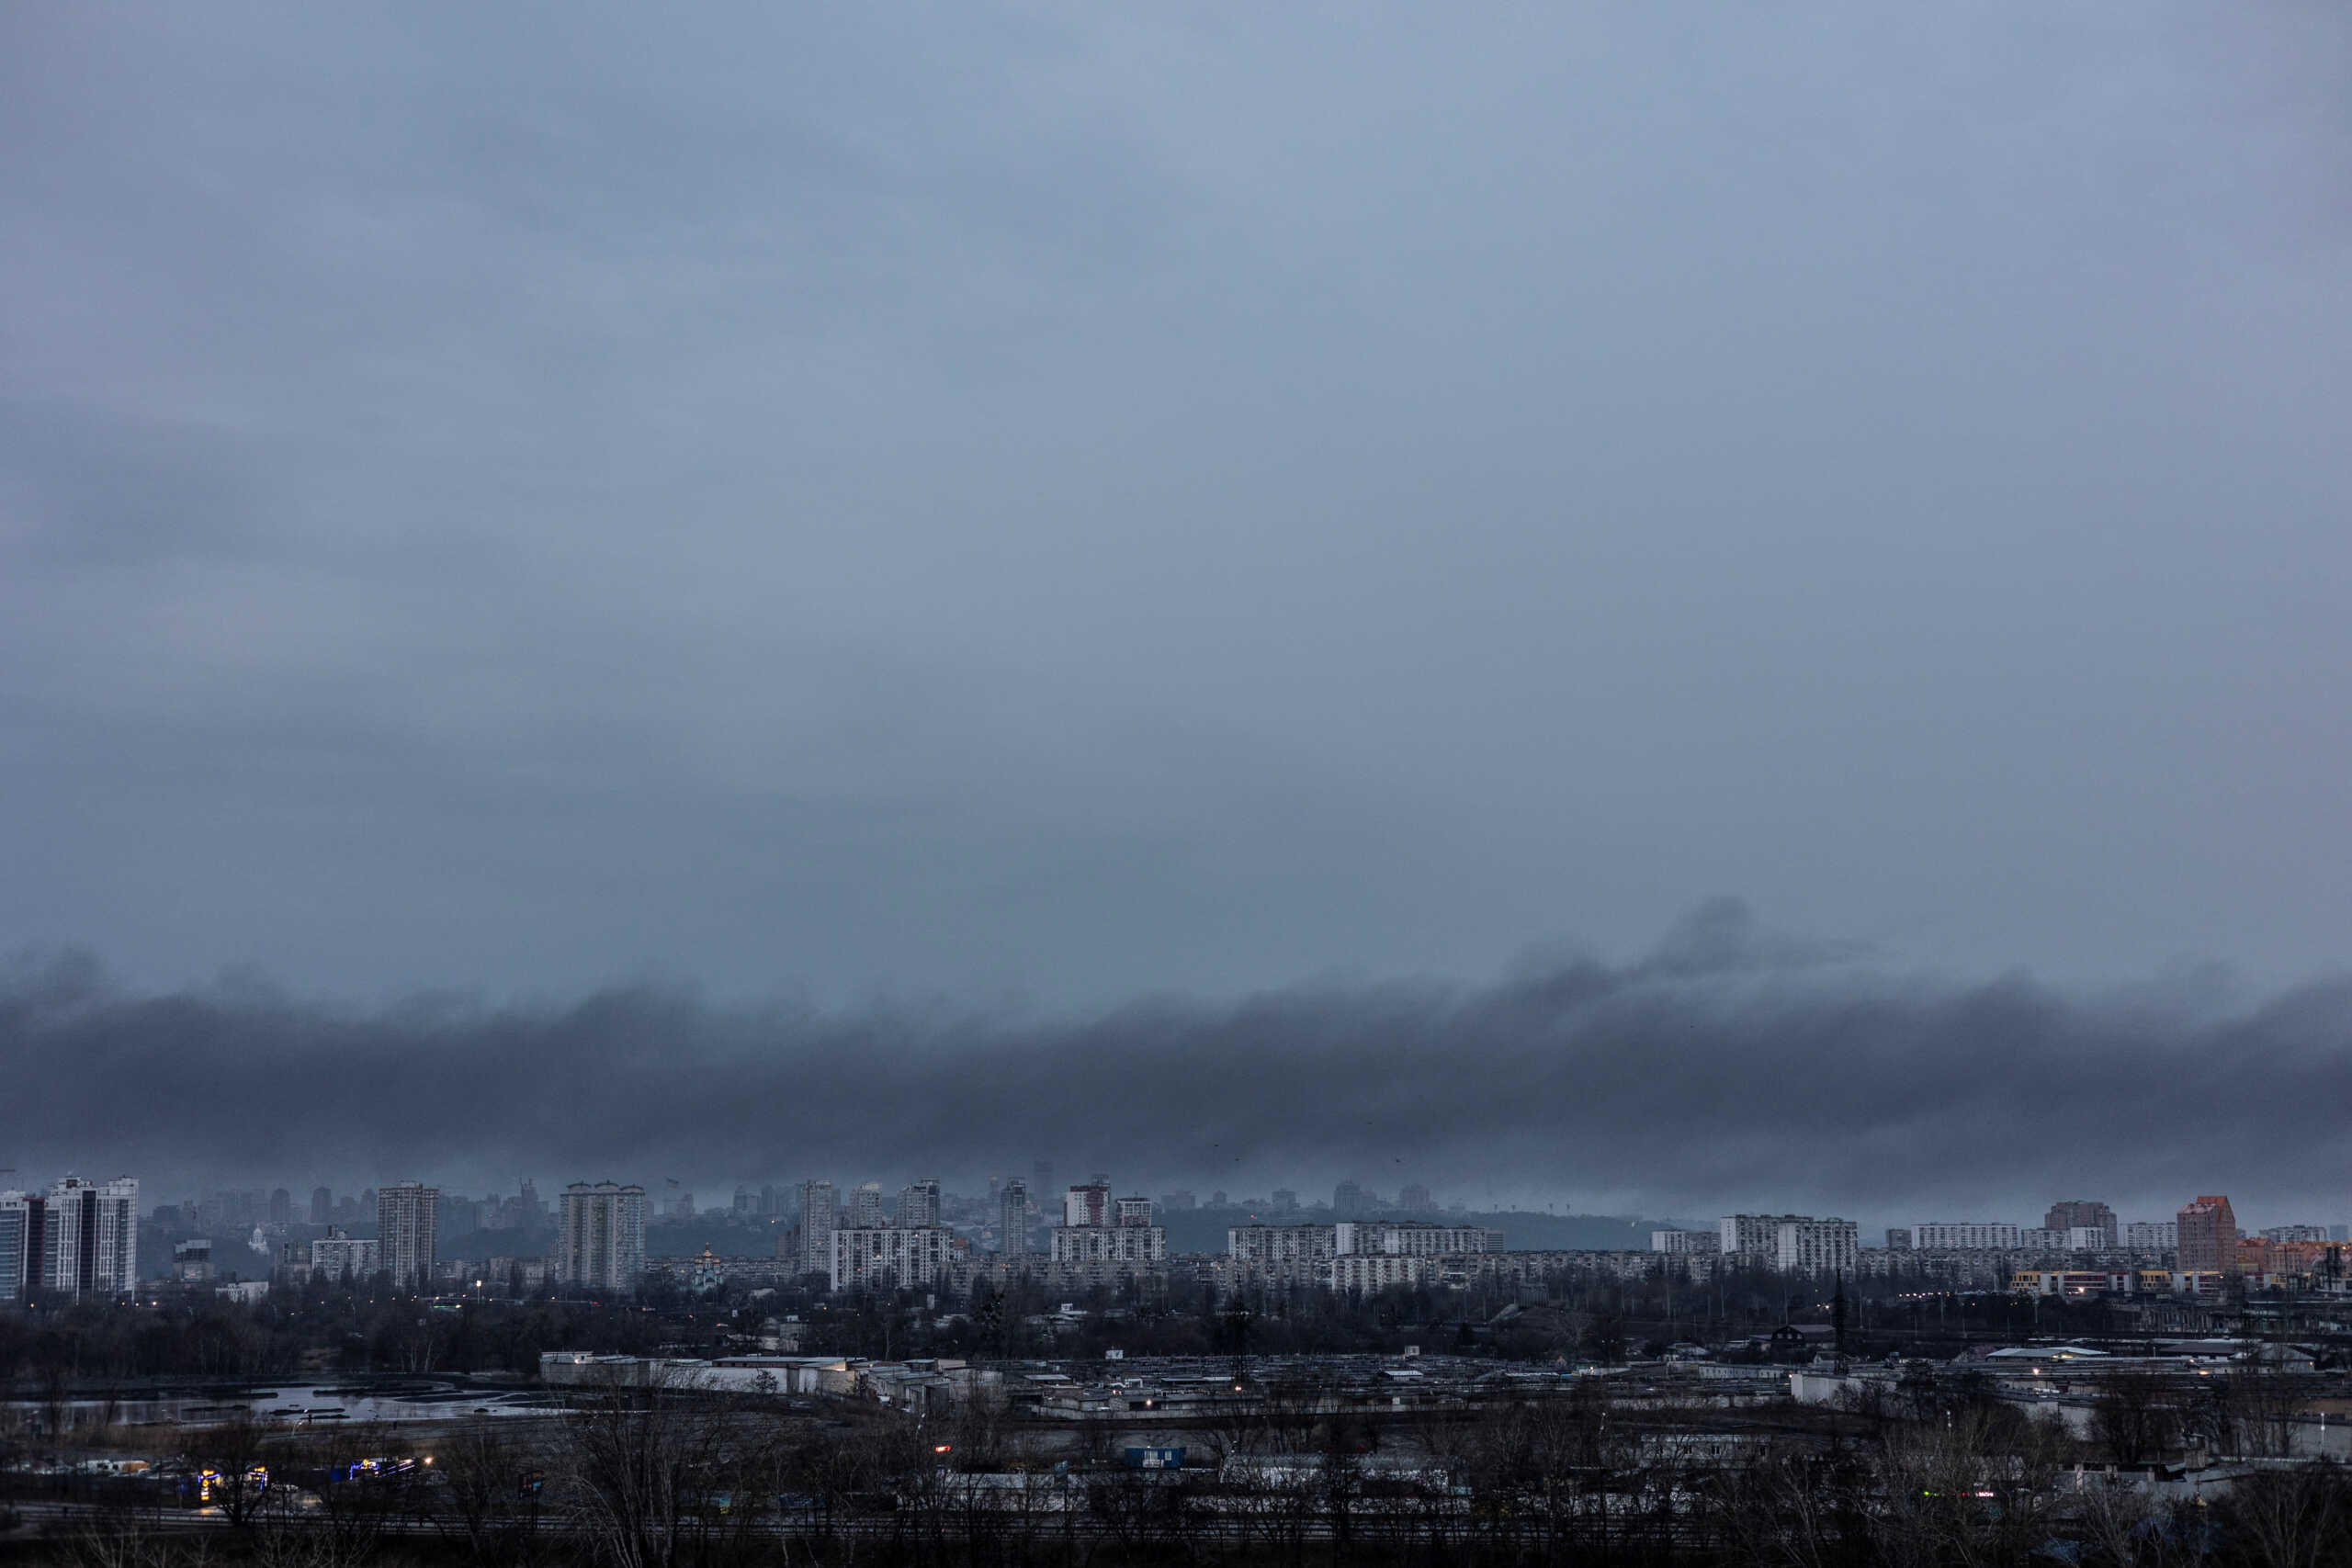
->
[830, 1225, 950, 1293]
[377, 1182, 439, 1291]
[1652, 1229, 1723, 1255]
[556, 1181, 646, 1292]
[2177, 1196, 2238, 1275]
[38, 1177, 139, 1300]
[1913, 1222, 2021, 1251]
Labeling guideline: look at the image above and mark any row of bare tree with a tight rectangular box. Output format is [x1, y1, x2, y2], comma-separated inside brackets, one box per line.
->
[17, 1367, 2352, 1568]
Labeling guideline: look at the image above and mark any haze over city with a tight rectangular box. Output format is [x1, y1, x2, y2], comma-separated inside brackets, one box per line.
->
[16, 11, 2352, 1563]
[6, 5, 2351, 1219]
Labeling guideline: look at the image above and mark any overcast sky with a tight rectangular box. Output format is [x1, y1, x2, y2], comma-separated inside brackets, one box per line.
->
[4, 9, 2348, 1036]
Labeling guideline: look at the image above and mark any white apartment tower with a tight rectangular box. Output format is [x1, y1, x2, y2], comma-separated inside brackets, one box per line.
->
[798, 1180, 837, 1274]
[0, 1192, 34, 1301]
[38, 1177, 140, 1300]
[556, 1181, 646, 1292]
[1063, 1181, 1111, 1228]
[896, 1179, 942, 1229]
[1719, 1214, 1804, 1265]
[999, 1179, 1031, 1257]
[1775, 1217, 1860, 1276]
[376, 1182, 439, 1290]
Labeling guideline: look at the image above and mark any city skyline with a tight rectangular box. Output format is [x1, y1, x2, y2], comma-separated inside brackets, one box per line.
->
[8, 898, 2352, 1222]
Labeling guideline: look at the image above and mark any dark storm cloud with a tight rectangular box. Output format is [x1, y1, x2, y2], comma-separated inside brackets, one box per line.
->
[3, 4, 2349, 1006]
[6, 903, 2345, 1226]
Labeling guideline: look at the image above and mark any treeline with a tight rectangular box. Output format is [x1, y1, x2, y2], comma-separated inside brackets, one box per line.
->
[9, 1371, 2352, 1566]
[0, 1287, 695, 1388]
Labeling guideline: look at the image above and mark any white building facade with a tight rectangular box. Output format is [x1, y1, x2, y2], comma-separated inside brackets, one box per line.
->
[376, 1182, 439, 1290]
[1912, 1222, 2022, 1252]
[311, 1230, 383, 1282]
[39, 1177, 140, 1300]
[1720, 1214, 1806, 1265]
[830, 1226, 951, 1293]
[1335, 1222, 1499, 1257]
[1329, 1255, 1435, 1291]
[798, 1180, 837, 1274]
[1651, 1229, 1723, 1255]
[556, 1181, 647, 1292]
[1775, 1218, 1860, 1276]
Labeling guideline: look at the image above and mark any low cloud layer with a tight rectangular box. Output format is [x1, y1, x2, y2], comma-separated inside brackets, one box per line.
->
[6, 901, 2344, 1231]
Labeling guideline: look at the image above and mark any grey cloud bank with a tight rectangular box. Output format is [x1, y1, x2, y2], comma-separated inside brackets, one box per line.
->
[3, 6, 2350, 1011]
[6, 901, 2346, 1229]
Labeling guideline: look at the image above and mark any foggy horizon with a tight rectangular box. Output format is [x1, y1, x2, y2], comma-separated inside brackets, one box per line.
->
[6, 6, 2351, 1258]
[8, 897, 2346, 1233]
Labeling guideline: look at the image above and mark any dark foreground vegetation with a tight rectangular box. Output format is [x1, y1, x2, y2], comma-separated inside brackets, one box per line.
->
[6, 1367, 2352, 1568]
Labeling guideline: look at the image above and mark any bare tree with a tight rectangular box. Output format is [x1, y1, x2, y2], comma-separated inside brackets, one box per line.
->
[2090, 1374, 2179, 1467]
[556, 1366, 737, 1568]
[2222, 1460, 2352, 1568]
[420, 1417, 549, 1568]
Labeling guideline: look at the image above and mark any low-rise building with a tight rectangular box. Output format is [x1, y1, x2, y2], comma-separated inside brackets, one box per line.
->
[1329, 1255, 1434, 1291]
[1652, 1229, 1723, 1255]
[1228, 1224, 1340, 1267]
[1335, 1222, 1499, 1256]
[1051, 1225, 1166, 1265]
[2011, 1269, 2135, 1297]
[311, 1229, 382, 1282]
[1912, 1222, 2020, 1251]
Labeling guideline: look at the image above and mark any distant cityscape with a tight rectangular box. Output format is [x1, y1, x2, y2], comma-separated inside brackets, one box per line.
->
[5, 1170, 2341, 1309]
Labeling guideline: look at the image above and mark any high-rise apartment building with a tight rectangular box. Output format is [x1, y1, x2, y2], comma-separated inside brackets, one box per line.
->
[1719, 1214, 1806, 1265]
[2177, 1195, 2238, 1275]
[1063, 1180, 1111, 1229]
[0, 1191, 40, 1302]
[999, 1179, 1030, 1257]
[2044, 1201, 2117, 1247]
[2123, 1221, 2177, 1250]
[1114, 1196, 1154, 1227]
[1333, 1180, 1367, 1216]
[850, 1182, 887, 1228]
[896, 1179, 942, 1229]
[36, 1177, 139, 1300]
[310, 1186, 333, 1224]
[797, 1180, 837, 1274]
[556, 1182, 646, 1292]
[1775, 1217, 1859, 1276]
[376, 1182, 439, 1290]
[1398, 1184, 1433, 1213]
